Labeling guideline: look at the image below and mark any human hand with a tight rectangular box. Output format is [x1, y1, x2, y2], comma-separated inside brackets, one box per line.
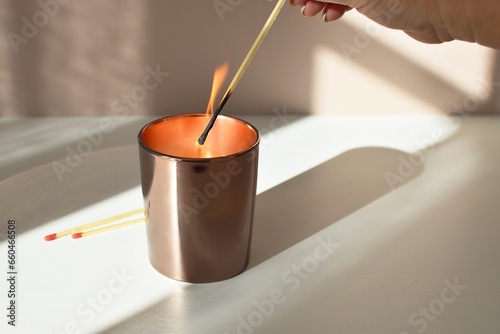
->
[291, 0, 451, 44]
[290, 0, 500, 49]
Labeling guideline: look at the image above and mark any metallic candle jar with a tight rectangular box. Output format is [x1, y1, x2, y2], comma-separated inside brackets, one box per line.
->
[138, 114, 259, 283]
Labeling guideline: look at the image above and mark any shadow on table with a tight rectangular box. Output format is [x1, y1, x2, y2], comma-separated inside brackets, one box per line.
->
[247, 146, 422, 269]
[104, 146, 424, 334]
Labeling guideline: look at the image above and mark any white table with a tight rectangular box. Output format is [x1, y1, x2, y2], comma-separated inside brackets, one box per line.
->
[1, 114, 499, 334]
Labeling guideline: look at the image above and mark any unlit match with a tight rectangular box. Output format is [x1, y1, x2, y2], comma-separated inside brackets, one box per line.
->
[72, 218, 144, 239]
[44, 208, 144, 241]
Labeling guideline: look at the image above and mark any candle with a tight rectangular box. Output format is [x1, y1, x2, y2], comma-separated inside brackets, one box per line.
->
[140, 114, 257, 159]
[138, 114, 260, 283]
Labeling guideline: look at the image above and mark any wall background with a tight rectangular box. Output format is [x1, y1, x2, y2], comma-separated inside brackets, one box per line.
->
[1, 0, 499, 116]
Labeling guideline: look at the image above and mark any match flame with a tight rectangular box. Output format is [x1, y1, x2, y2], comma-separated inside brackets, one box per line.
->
[205, 62, 229, 115]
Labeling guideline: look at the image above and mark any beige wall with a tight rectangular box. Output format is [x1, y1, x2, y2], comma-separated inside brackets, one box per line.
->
[1, 0, 498, 116]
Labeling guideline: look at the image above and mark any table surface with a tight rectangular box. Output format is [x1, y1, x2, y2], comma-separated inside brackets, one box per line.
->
[0, 114, 499, 334]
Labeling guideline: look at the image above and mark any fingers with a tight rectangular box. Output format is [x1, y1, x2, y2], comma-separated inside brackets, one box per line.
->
[323, 3, 350, 22]
[301, 1, 325, 17]
[290, 0, 351, 22]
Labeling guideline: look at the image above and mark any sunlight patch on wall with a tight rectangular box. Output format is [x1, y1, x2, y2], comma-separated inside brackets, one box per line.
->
[312, 45, 441, 115]
[341, 12, 496, 99]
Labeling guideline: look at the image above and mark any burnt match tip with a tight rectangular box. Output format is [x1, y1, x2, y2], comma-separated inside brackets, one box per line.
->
[197, 135, 207, 146]
[199, 102, 224, 145]
[44, 233, 57, 241]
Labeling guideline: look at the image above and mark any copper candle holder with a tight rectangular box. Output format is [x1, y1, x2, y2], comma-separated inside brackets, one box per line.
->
[138, 114, 260, 283]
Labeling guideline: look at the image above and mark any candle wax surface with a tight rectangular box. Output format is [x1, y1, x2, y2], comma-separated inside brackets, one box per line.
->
[140, 115, 258, 159]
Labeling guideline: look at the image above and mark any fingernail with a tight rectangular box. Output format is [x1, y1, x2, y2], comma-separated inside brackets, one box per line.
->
[322, 8, 330, 23]
[290, 0, 296, 7]
[301, 5, 306, 16]
[322, 6, 333, 23]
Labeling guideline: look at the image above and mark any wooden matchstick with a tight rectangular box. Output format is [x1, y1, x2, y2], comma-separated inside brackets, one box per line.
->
[197, 0, 287, 145]
[44, 208, 144, 241]
[71, 218, 144, 239]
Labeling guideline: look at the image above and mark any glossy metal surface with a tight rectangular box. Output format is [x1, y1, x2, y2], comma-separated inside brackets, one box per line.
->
[138, 114, 259, 283]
